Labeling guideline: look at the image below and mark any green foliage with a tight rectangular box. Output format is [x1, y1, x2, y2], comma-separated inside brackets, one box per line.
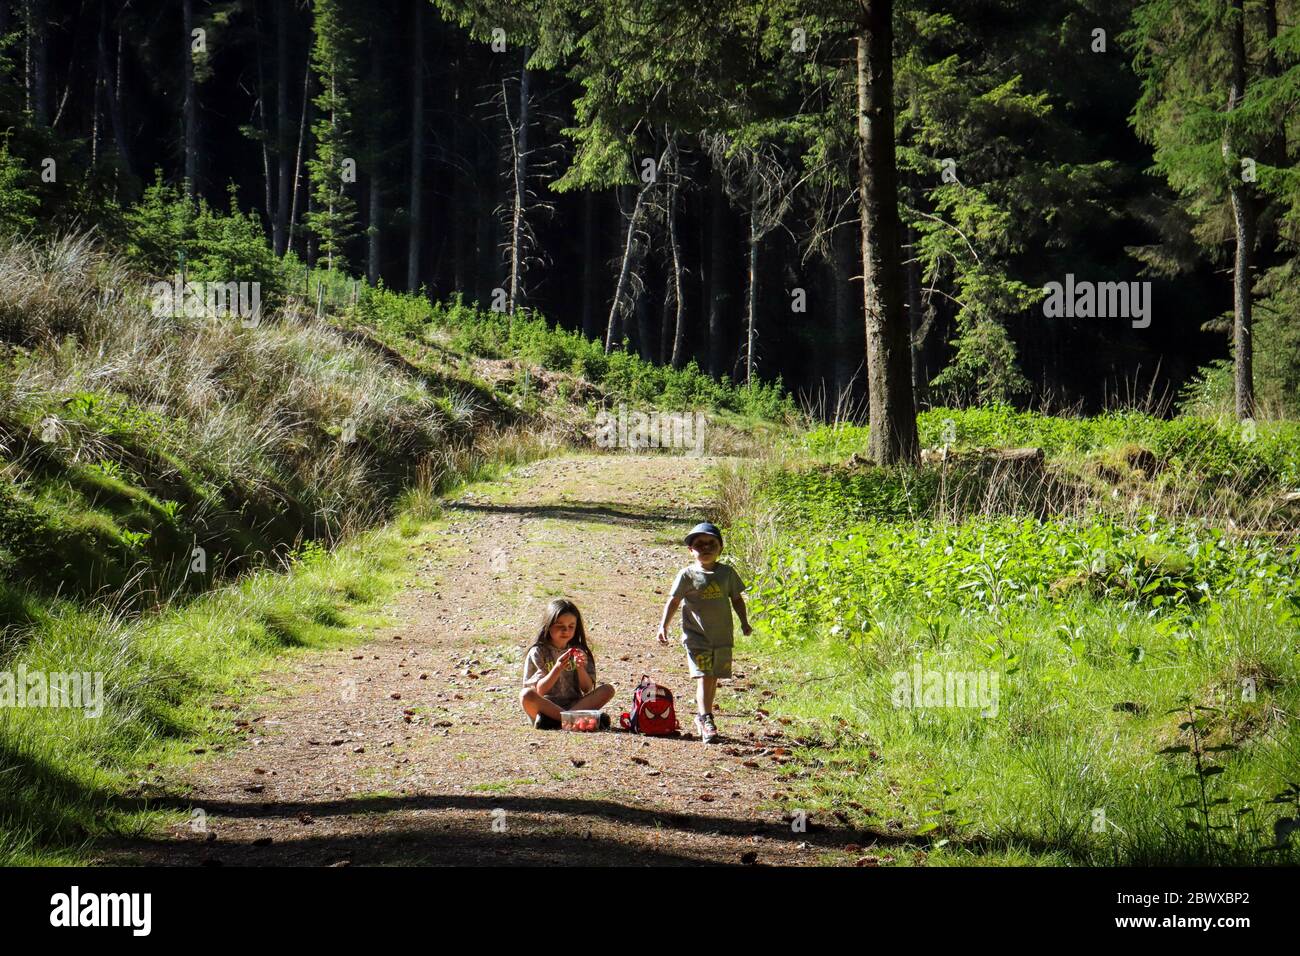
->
[305, 0, 362, 270]
[0, 140, 39, 235]
[801, 406, 1300, 484]
[124, 174, 286, 301]
[751, 513, 1300, 636]
[357, 290, 797, 419]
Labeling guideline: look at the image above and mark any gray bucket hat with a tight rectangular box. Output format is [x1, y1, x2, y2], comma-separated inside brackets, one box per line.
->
[684, 522, 723, 546]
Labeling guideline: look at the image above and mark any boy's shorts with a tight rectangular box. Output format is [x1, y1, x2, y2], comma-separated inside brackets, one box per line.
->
[683, 642, 733, 679]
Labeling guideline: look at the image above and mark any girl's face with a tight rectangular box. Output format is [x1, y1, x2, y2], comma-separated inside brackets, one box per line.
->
[547, 612, 578, 648]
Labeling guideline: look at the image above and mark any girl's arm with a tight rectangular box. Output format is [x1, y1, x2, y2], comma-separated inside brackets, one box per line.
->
[731, 595, 752, 636]
[657, 595, 683, 644]
[575, 654, 594, 693]
[527, 650, 572, 696]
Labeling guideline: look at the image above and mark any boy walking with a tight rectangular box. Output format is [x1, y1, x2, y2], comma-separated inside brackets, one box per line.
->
[656, 522, 751, 744]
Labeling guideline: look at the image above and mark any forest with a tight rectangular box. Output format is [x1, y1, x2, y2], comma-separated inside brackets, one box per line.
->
[1, 0, 1299, 881]
[2, 0, 1297, 431]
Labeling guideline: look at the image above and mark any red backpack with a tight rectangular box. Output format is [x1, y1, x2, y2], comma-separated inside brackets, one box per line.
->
[619, 675, 680, 736]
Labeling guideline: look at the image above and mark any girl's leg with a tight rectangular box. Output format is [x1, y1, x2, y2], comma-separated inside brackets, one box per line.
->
[520, 688, 563, 721]
[570, 683, 615, 710]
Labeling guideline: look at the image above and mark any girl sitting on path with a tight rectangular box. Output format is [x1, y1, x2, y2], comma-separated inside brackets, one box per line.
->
[520, 598, 615, 730]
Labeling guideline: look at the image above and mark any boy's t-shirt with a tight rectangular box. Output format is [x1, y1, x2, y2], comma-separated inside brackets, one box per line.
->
[522, 643, 596, 705]
[671, 562, 745, 647]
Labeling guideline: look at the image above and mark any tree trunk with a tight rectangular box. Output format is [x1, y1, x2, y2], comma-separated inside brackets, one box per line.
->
[832, 221, 860, 401]
[406, 0, 424, 292]
[288, 54, 310, 259]
[856, 2, 918, 465]
[274, 0, 291, 256]
[905, 217, 924, 410]
[366, 34, 382, 286]
[253, 1, 273, 224]
[1227, 0, 1254, 419]
[707, 165, 728, 377]
[182, 0, 198, 198]
[451, 59, 469, 294]
[606, 183, 646, 352]
[508, 48, 530, 311]
[97, 1, 132, 175]
[28, 0, 48, 125]
[581, 189, 599, 339]
[668, 177, 686, 369]
[745, 201, 758, 386]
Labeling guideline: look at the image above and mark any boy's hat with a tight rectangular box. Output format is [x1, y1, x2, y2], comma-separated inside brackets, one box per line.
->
[684, 522, 723, 546]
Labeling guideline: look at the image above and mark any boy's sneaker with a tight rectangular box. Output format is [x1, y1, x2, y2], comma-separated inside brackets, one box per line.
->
[696, 713, 720, 744]
[534, 713, 561, 730]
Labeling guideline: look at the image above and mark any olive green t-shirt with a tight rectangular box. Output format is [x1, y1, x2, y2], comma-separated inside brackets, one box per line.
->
[671, 561, 745, 648]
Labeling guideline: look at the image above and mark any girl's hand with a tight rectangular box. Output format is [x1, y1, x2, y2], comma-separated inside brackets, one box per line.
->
[656, 625, 669, 645]
[741, 623, 753, 637]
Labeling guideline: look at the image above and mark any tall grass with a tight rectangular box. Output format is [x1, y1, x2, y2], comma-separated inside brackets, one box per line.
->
[723, 405, 1300, 866]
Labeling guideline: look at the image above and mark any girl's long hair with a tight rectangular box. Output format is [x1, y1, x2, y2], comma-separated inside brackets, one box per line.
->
[530, 598, 594, 662]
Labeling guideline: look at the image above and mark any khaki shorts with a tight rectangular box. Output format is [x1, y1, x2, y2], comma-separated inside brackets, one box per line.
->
[683, 643, 733, 679]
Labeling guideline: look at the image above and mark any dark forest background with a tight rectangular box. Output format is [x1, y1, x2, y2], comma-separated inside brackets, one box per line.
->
[1, 0, 1295, 415]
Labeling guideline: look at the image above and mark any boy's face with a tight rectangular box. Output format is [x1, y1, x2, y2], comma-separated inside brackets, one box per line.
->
[688, 534, 721, 566]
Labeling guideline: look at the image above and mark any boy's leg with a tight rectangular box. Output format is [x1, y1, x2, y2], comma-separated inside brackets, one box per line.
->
[520, 688, 563, 721]
[697, 676, 717, 715]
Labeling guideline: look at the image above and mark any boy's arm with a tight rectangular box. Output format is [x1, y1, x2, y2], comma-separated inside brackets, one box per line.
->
[731, 594, 752, 636]
[657, 595, 683, 644]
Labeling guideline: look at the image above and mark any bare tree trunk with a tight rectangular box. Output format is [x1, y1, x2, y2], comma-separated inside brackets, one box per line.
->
[606, 139, 672, 352]
[581, 189, 599, 338]
[707, 166, 727, 377]
[28, 0, 48, 125]
[253, 1, 273, 224]
[274, 0, 291, 255]
[857, 1, 918, 465]
[507, 48, 530, 311]
[745, 200, 758, 386]
[668, 176, 686, 369]
[1227, 0, 1254, 419]
[97, 3, 131, 175]
[367, 167, 381, 285]
[288, 54, 310, 259]
[366, 34, 382, 286]
[905, 217, 924, 410]
[182, 0, 198, 198]
[451, 59, 470, 294]
[406, 0, 424, 291]
[607, 184, 647, 352]
[832, 220, 860, 401]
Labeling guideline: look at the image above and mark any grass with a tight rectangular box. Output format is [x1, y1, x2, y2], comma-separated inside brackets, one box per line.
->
[0, 508, 414, 865]
[726, 406, 1300, 866]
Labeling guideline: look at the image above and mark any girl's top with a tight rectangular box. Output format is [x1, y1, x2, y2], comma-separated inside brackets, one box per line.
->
[522, 642, 597, 705]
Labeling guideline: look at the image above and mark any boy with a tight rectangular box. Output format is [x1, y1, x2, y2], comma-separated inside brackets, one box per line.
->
[656, 522, 751, 744]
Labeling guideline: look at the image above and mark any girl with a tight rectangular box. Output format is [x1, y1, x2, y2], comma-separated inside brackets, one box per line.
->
[519, 598, 615, 729]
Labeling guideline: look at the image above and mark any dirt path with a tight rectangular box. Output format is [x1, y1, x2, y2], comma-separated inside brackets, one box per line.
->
[99, 454, 865, 866]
